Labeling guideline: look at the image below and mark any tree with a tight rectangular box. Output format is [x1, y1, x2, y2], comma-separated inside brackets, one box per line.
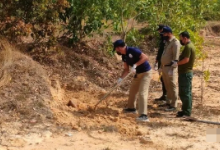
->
[0, 0, 66, 42]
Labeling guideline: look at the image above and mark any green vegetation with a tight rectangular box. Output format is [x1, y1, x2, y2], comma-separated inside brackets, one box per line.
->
[0, 0, 219, 50]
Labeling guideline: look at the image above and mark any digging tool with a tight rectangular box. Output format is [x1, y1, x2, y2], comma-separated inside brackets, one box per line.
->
[94, 71, 133, 110]
[183, 116, 220, 125]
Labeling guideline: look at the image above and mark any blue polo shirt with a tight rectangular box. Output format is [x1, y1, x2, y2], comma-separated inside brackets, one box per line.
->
[122, 47, 151, 74]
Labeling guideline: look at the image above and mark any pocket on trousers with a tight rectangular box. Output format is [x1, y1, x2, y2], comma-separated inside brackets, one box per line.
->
[178, 76, 190, 87]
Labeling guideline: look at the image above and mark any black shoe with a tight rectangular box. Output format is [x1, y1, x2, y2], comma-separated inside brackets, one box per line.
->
[177, 111, 183, 115]
[176, 111, 184, 117]
[165, 106, 176, 111]
[176, 111, 190, 117]
[176, 113, 190, 118]
[155, 95, 167, 101]
[123, 108, 137, 114]
[158, 103, 170, 107]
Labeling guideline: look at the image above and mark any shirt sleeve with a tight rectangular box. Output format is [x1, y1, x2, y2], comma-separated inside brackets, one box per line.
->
[172, 41, 181, 61]
[130, 48, 142, 58]
[156, 39, 165, 61]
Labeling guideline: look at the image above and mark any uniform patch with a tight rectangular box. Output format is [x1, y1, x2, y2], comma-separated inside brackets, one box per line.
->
[129, 54, 133, 58]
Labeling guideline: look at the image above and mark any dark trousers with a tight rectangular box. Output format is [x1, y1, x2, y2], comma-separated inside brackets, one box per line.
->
[178, 72, 193, 116]
[160, 76, 166, 96]
[158, 61, 166, 96]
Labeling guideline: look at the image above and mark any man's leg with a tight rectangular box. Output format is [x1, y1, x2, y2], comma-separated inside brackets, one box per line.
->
[162, 67, 171, 104]
[127, 74, 141, 109]
[161, 76, 167, 97]
[169, 68, 178, 108]
[178, 72, 193, 116]
[155, 75, 167, 101]
[162, 67, 177, 111]
[138, 70, 152, 115]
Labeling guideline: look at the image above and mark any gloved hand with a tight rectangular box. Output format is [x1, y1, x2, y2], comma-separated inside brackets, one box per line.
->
[171, 60, 178, 68]
[158, 68, 162, 75]
[131, 64, 137, 73]
[154, 62, 158, 71]
[117, 78, 123, 83]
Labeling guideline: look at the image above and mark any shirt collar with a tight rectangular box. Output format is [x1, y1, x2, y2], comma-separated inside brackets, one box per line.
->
[125, 46, 128, 54]
[168, 36, 175, 42]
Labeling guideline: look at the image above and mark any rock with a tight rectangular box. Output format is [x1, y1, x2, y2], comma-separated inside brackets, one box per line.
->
[67, 99, 78, 108]
[30, 119, 37, 124]
[110, 116, 119, 122]
[72, 125, 81, 131]
[139, 136, 153, 144]
[65, 132, 73, 137]
[22, 81, 29, 86]
[136, 130, 143, 136]
[87, 105, 93, 112]
[152, 104, 158, 108]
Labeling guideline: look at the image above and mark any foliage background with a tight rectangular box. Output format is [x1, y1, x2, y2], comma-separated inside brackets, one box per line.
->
[0, 0, 219, 56]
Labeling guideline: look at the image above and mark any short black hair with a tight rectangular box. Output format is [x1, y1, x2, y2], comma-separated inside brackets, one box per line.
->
[180, 31, 190, 39]
[113, 39, 125, 51]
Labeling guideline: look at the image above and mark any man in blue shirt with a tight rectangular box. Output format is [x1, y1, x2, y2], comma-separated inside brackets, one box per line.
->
[113, 39, 152, 122]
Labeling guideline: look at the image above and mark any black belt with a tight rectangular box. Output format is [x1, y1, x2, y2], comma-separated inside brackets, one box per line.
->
[162, 64, 172, 67]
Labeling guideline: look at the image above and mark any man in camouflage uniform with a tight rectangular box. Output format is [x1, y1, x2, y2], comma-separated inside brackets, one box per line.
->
[160, 26, 180, 111]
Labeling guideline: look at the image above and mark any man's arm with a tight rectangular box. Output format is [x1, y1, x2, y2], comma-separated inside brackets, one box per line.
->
[172, 41, 180, 61]
[156, 40, 165, 62]
[178, 57, 189, 65]
[135, 53, 148, 67]
[120, 62, 129, 78]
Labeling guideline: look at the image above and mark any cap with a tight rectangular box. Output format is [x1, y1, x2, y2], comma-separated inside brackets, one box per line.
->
[113, 39, 125, 51]
[161, 26, 172, 33]
[157, 24, 165, 31]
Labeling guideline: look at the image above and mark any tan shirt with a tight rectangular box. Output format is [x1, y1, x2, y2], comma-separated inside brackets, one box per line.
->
[161, 36, 180, 66]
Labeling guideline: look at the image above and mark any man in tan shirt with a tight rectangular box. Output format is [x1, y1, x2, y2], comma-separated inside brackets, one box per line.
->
[160, 26, 180, 111]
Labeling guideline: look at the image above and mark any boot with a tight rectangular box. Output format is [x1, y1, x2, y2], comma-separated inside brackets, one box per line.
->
[155, 95, 167, 101]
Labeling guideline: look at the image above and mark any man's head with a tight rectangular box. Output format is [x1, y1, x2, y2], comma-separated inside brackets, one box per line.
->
[162, 26, 173, 41]
[113, 39, 126, 55]
[179, 31, 190, 45]
[157, 24, 165, 33]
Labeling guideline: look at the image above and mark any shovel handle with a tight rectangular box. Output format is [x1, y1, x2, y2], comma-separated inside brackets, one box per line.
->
[183, 116, 220, 125]
[94, 71, 133, 110]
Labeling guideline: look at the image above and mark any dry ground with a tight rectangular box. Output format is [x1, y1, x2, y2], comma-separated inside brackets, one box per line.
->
[1, 34, 220, 149]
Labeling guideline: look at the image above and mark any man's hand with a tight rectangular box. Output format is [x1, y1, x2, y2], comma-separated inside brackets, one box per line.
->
[158, 68, 162, 75]
[171, 60, 178, 68]
[154, 62, 158, 70]
[131, 64, 137, 73]
[117, 78, 123, 83]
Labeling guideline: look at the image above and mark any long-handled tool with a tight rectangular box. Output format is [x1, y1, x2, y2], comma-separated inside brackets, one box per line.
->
[94, 71, 133, 110]
[183, 116, 220, 125]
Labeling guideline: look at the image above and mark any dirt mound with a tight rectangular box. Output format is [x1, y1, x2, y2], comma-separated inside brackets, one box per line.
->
[0, 40, 54, 124]
[203, 21, 220, 36]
